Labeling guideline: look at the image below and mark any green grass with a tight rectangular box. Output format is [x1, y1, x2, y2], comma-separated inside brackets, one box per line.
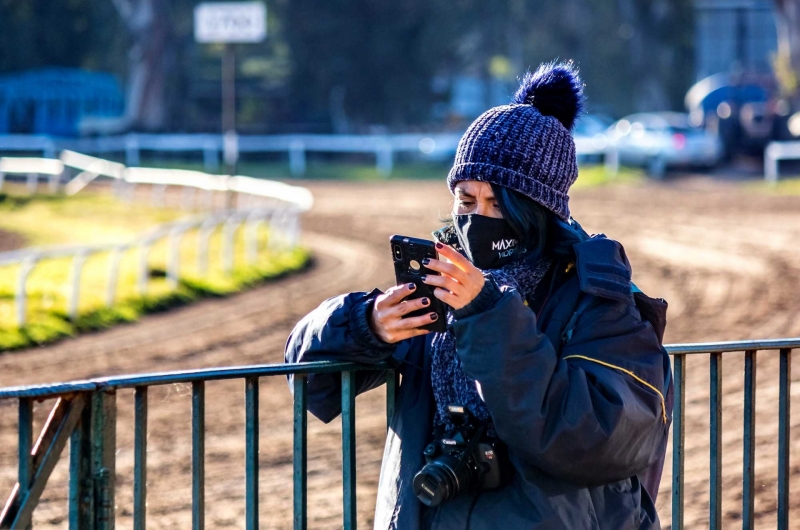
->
[572, 165, 644, 189]
[746, 177, 800, 196]
[0, 191, 311, 351]
[141, 157, 644, 185]
[0, 187, 184, 246]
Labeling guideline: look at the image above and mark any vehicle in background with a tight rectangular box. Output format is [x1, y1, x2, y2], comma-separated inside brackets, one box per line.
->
[573, 114, 613, 164]
[606, 112, 723, 177]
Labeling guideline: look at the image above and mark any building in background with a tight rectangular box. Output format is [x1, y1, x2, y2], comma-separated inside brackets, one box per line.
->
[0, 69, 124, 136]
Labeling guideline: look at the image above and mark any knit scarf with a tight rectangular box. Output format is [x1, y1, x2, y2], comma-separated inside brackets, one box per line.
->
[430, 227, 552, 434]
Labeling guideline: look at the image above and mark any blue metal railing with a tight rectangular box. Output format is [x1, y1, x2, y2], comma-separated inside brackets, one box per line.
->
[0, 338, 797, 529]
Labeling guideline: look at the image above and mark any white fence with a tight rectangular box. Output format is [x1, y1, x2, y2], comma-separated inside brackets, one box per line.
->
[0, 133, 616, 177]
[0, 152, 312, 327]
[764, 141, 800, 183]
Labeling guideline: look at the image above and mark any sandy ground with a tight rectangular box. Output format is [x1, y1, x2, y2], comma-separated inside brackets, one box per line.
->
[1, 177, 800, 529]
[0, 229, 26, 252]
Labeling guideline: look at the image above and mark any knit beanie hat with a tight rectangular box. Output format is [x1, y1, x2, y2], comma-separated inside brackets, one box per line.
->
[447, 61, 584, 222]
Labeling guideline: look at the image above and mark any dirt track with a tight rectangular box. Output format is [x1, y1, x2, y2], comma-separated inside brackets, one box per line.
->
[1, 178, 800, 529]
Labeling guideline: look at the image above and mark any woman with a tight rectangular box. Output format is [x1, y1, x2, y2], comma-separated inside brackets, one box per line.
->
[285, 62, 672, 529]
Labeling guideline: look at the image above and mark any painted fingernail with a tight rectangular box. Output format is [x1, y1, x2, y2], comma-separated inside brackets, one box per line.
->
[422, 258, 430, 265]
[430, 313, 438, 321]
[435, 242, 444, 249]
[407, 283, 416, 290]
[421, 297, 430, 306]
[420, 275, 427, 282]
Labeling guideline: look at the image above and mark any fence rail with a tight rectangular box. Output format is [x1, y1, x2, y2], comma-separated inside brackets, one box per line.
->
[0, 133, 617, 177]
[0, 337, 797, 529]
[0, 152, 312, 328]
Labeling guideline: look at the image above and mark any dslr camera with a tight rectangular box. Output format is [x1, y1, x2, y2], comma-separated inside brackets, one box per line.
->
[413, 405, 508, 507]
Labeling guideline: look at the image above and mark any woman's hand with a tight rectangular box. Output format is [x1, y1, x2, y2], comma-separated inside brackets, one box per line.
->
[370, 283, 439, 344]
[422, 242, 485, 311]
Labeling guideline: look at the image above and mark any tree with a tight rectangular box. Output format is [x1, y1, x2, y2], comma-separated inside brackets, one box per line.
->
[110, 0, 175, 131]
[774, 0, 800, 97]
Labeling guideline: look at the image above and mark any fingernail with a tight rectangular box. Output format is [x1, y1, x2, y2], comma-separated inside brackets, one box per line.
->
[430, 313, 438, 321]
[435, 242, 443, 249]
[422, 258, 430, 265]
[420, 275, 427, 282]
[407, 283, 416, 290]
[421, 297, 430, 306]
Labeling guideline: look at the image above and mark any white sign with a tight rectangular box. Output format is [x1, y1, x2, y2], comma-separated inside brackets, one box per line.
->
[194, 2, 267, 43]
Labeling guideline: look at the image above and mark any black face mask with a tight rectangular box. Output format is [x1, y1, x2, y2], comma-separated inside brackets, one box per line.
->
[453, 214, 522, 270]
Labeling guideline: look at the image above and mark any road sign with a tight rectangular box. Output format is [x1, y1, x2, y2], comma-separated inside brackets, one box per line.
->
[194, 2, 267, 44]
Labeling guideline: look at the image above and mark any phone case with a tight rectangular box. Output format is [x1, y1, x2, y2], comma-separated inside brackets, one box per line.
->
[390, 235, 447, 333]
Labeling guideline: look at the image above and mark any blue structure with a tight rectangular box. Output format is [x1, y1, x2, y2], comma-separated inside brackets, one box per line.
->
[0, 68, 125, 137]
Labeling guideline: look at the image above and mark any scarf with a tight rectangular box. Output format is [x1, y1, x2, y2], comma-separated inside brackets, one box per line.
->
[430, 226, 553, 434]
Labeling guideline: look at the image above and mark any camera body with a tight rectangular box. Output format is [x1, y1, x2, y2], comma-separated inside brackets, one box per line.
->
[413, 405, 508, 507]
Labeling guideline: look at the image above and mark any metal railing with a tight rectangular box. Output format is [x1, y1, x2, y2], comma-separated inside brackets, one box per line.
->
[668, 338, 799, 530]
[0, 152, 312, 328]
[0, 360, 396, 530]
[0, 337, 796, 529]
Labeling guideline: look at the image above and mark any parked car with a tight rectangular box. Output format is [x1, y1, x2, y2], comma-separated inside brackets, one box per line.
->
[606, 112, 723, 177]
[573, 114, 613, 164]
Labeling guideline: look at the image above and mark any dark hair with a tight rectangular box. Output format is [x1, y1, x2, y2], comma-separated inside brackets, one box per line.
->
[490, 183, 551, 256]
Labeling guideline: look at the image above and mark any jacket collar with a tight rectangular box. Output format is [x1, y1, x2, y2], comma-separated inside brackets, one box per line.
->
[572, 235, 634, 304]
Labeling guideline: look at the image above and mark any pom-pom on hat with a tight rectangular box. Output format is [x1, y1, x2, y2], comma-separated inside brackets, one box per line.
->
[447, 60, 584, 221]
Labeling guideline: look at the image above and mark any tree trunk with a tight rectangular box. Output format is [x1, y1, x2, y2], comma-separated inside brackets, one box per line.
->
[774, 0, 800, 96]
[112, 0, 173, 131]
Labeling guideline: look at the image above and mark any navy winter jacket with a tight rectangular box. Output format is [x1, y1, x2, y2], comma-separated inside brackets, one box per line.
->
[285, 236, 672, 529]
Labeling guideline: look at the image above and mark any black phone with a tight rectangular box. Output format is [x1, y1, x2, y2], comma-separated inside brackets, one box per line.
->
[390, 235, 447, 333]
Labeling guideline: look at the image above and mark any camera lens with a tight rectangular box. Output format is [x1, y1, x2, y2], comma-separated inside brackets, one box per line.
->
[393, 245, 402, 260]
[413, 454, 474, 507]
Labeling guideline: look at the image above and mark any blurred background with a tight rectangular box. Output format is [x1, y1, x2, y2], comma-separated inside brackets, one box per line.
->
[2, 1, 800, 530]
[0, 0, 799, 176]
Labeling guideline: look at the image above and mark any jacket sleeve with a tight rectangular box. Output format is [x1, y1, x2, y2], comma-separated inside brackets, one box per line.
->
[453, 284, 669, 486]
[285, 289, 396, 423]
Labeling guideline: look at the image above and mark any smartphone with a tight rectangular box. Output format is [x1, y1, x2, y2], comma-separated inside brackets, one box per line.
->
[390, 235, 447, 333]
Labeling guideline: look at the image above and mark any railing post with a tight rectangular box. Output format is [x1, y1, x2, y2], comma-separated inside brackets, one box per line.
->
[125, 135, 140, 167]
[222, 215, 239, 275]
[376, 140, 393, 177]
[778, 348, 792, 530]
[70, 397, 93, 529]
[26, 173, 37, 195]
[138, 241, 153, 297]
[671, 354, 685, 530]
[192, 381, 205, 530]
[16, 257, 37, 328]
[91, 390, 116, 530]
[167, 226, 188, 289]
[106, 247, 126, 307]
[293, 375, 308, 530]
[289, 140, 306, 177]
[245, 377, 259, 530]
[133, 387, 148, 530]
[341, 371, 357, 529]
[709, 352, 722, 530]
[17, 398, 33, 530]
[69, 252, 88, 321]
[742, 350, 756, 530]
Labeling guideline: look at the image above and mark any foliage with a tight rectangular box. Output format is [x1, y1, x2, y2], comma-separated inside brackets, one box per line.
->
[0, 0, 696, 132]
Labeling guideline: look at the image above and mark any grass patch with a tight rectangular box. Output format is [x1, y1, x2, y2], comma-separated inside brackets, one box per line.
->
[142, 158, 645, 186]
[0, 187, 183, 246]
[0, 191, 311, 351]
[573, 165, 644, 189]
[746, 177, 800, 196]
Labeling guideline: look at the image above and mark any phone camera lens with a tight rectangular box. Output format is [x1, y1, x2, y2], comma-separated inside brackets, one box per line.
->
[393, 245, 403, 260]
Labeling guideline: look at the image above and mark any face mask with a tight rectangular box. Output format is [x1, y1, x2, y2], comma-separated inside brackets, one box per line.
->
[453, 214, 522, 270]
